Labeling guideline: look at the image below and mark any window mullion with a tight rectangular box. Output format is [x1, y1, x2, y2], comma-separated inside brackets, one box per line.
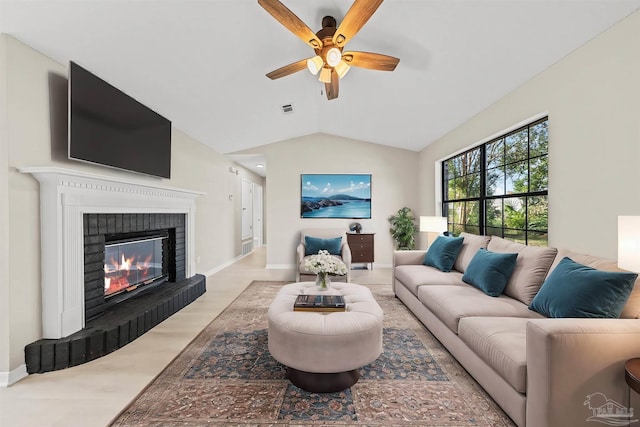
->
[480, 144, 487, 235]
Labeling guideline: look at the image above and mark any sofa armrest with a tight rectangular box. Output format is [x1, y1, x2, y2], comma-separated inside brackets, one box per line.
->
[296, 243, 305, 263]
[392, 250, 427, 293]
[526, 319, 640, 427]
[392, 250, 427, 268]
[341, 242, 352, 265]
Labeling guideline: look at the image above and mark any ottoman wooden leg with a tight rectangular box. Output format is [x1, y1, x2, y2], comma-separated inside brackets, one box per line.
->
[287, 367, 360, 393]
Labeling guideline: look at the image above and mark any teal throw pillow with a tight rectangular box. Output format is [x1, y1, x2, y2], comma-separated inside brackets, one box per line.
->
[462, 248, 518, 297]
[529, 257, 638, 318]
[423, 235, 464, 272]
[304, 236, 342, 256]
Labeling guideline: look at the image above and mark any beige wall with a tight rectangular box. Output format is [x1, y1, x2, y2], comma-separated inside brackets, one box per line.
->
[418, 10, 640, 259]
[169, 127, 265, 267]
[0, 35, 263, 376]
[243, 133, 419, 269]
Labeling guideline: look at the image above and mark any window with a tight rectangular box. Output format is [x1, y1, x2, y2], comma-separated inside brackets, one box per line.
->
[442, 118, 548, 246]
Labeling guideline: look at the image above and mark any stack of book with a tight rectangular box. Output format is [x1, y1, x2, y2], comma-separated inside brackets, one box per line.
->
[293, 294, 346, 312]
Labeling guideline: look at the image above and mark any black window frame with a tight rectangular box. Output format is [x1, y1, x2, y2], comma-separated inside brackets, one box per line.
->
[442, 117, 548, 246]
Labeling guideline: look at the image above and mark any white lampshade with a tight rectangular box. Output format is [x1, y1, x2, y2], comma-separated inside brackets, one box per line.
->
[325, 47, 342, 67]
[306, 55, 323, 75]
[618, 216, 640, 272]
[318, 67, 332, 83]
[334, 60, 350, 79]
[420, 216, 448, 233]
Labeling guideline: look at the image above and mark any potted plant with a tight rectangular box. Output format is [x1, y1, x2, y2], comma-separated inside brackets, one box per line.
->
[388, 207, 419, 250]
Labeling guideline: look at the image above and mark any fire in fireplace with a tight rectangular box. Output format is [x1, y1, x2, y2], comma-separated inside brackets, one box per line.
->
[104, 232, 168, 297]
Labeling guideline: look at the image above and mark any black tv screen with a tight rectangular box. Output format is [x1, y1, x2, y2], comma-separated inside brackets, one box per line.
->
[68, 61, 171, 178]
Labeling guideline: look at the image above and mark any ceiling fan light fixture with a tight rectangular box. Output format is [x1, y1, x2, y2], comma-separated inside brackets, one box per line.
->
[306, 55, 323, 75]
[325, 47, 342, 67]
[334, 60, 350, 79]
[318, 67, 332, 83]
[258, 0, 399, 100]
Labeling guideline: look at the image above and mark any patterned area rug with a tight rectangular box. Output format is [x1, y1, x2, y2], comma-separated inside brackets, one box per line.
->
[111, 281, 516, 426]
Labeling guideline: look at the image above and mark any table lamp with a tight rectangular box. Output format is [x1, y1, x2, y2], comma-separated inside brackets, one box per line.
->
[619, 216, 640, 272]
[420, 216, 448, 248]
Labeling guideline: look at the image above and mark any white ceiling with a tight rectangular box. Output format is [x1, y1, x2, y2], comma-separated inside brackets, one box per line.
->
[2, 0, 640, 177]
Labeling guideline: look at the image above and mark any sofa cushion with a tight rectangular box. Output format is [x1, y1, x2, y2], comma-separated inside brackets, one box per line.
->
[395, 265, 465, 297]
[530, 257, 637, 318]
[304, 236, 342, 256]
[423, 235, 464, 272]
[454, 232, 492, 273]
[458, 317, 529, 394]
[417, 285, 545, 334]
[462, 248, 518, 297]
[487, 236, 558, 305]
[552, 249, 640, 319]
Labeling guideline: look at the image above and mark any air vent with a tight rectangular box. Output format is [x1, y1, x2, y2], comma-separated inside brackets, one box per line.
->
[281, 103, 294, 114]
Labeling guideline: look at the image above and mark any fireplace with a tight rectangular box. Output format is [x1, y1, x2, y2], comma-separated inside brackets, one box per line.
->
[19, 167, 205, 374]
[83, 213, 187, 321]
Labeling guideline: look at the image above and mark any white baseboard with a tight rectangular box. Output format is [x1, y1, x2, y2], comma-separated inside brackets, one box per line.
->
[0, 364, 27, 387]
[371, 263, 393, 269]
[266, 264, 295, 269]
[199, 252, 254, 278]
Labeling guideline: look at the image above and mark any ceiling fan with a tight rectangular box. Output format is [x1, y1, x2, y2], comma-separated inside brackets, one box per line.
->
[258, 0, 400, 100]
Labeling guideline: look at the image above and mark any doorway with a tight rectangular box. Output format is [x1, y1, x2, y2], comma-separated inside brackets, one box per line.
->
[253, 183, 263, 247]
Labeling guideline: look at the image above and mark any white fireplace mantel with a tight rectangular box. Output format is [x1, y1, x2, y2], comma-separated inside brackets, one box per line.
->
[19, 167, 204, 339]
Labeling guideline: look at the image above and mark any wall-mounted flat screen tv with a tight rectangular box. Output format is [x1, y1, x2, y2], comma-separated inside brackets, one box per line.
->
[68, 61, 172, 178]
[301, 174, 372, 219]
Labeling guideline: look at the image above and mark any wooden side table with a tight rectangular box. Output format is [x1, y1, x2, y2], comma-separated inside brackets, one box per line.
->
[347, 232, 374, 269]
[626, 358, 640, 395]
[625, 358, 640, 426]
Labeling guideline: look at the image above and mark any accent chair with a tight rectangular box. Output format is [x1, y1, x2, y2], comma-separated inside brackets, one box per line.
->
[296, 228, 352, 283]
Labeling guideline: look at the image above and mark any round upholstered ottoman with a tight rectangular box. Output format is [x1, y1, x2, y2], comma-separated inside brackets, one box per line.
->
[268, 281, 384, 392]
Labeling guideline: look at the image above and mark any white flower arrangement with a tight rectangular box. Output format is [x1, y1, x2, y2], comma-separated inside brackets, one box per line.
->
[304, 250, 348, 276]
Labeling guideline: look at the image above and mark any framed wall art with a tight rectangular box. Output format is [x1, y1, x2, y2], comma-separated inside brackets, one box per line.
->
[301, 174, 371, 219]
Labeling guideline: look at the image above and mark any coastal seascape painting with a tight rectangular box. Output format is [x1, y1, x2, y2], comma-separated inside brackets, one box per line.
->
[301, 174, 371, 219]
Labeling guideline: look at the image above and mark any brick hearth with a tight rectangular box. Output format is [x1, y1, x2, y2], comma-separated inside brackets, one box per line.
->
[25, 274, 205, 374]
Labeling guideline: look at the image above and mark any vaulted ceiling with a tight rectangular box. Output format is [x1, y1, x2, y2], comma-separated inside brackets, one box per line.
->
[2, 0, 639, 176]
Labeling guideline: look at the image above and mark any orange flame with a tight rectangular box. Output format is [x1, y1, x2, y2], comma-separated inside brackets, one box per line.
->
[104, 253, 145, 295]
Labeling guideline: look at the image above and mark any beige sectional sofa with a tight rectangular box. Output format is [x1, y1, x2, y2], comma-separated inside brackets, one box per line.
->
[393, 232, 640, 427]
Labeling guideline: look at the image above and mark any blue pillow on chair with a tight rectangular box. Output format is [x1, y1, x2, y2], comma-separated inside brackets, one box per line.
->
[462, 248, 518, 296]
[529, 257, 637, 318]
[423, 235, 464, 272]
[305, 236, 343, 256]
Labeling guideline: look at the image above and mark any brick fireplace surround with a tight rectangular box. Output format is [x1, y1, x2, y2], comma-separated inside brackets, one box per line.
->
[18, 167, 206, 373]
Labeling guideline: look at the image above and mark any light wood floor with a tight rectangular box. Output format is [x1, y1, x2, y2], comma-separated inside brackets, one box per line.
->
[0, 247, 392, 427]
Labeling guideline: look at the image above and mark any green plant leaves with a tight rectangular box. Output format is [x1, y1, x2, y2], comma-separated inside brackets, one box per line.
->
[388, 207, 418, 250]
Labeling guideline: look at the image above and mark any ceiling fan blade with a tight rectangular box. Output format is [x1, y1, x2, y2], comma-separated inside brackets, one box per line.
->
[266, 58, 309, 80]
[325, 70, 339, 100]
[258, 0, 323, 49]
[332, 0, 384, 47]
[342, 51, 399, 71]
